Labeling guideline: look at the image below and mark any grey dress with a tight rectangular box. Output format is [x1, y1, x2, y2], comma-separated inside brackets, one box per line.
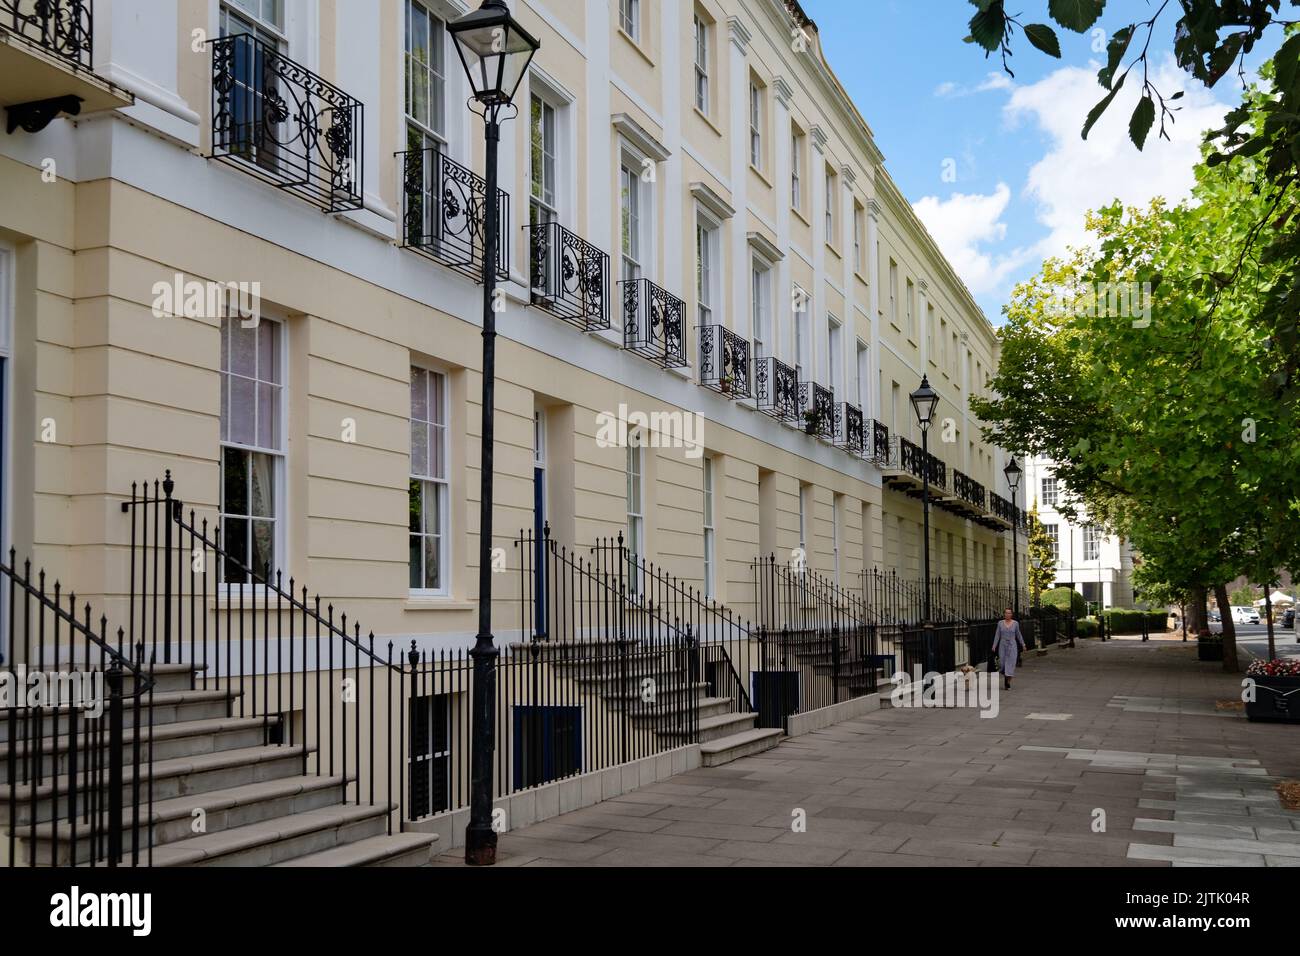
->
[991, 620, 1026, 677]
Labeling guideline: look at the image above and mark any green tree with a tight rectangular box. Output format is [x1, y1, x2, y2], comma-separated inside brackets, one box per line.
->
[972, 122, 1300, 671]
[1026, 500, 1057, 602]
[1229, 585, 1256, 607]
[960, 2, 1300, 399]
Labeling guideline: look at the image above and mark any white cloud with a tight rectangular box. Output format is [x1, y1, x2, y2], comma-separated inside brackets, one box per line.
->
[911, 183, 1034, 296]
[934, 72, 1014, 99]
[1004, 55, 1237, 260]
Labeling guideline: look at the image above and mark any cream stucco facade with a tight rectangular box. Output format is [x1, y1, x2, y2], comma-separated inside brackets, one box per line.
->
[0, 0, 1026, 659]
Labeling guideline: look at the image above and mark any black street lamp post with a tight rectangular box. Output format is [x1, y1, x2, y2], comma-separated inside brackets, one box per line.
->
[909, 376, 939, 669]
[448, 0, 539, 868]
[1004, 458, 1021, 618]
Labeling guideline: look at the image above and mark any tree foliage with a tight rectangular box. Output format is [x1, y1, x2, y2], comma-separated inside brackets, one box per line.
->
[972, 115, 1300, 671]
[1026, 500, 1058, 599]
[963, 1, 1300, 397]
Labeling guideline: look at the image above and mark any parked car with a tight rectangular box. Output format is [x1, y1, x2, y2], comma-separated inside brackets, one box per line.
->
[1283, 608, 1295, 629]
[1231, 605, 1260, 625]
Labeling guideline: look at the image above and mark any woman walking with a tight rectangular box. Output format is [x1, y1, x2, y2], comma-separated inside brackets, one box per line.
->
[992, 607, 1027, 690]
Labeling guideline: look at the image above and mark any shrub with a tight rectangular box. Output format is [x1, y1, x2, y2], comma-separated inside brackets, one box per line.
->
[1076, 617, 1099, 638]
[1043, 587, 1086, 618]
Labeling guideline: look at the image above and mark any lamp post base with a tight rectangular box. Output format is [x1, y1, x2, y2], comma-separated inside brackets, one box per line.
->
[465, 825, 498, 866]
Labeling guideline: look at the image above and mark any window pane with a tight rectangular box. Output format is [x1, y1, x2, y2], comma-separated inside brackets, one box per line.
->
[223, 447, 249, 518]
[256, 381, 279, 449]
[423, 535, 440, 590]
[229, 320, 256, 377]
[409, 532, 423, 589]
[222, 517, 249, 583]
[250, 452, 275, 517]
[410, 367, 428, 419]
[409, 479, 423, 534]
[251, 518, 275, 576]
[227, 374, 254, 447]
[411, 420, 429, 477]
[258, 319, 280, 384]
[429, 371, 444, 423]
[428, 423, 445, 479]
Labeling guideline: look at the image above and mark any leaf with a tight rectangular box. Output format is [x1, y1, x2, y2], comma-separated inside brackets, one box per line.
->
[1048, 0, 1106, 33]
[1082, 71, 1126, 140]
[1024, 23, 1062, 58]
[1097, 25, 1133, 89]
[968, 1, 1006, 52]
[1130, 94, 1156, 150]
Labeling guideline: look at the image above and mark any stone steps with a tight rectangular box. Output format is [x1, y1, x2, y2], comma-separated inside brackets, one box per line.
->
[0, 687, 237, 742]
[272, 831, 438, 867]
[699, 727, 784, 767]
[0, 714, 277, 783]
[21, 773, 349, 865]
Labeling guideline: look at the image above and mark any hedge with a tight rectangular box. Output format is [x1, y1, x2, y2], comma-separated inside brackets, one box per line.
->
[1076, 617, 1099, 638]
[1100, 608, 1167, 635]
[1042, 587, 1087, 619]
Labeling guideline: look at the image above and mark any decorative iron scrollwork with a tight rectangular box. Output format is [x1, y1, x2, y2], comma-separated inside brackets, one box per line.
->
[621, 278, 687, 369]
[0, 0, 92, 69]
[211, 33, 363, 213]
[398, 147, 509, 282]
[528, 221, 609, 330]
[698, 326, 751, 399]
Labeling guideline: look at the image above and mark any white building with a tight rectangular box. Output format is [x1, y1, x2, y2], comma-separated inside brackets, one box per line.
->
[1024, 458, 1135, 610]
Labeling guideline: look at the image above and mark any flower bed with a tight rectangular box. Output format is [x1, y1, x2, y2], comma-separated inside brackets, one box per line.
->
[1245, 660, 1300, 723]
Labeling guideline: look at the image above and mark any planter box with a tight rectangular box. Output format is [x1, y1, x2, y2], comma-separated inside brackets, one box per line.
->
[1197, 639, 1224, 662]
[1246, 674, 1300, 723]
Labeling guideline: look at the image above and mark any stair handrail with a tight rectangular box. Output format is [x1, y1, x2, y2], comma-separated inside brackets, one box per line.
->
[0, 550, 154, 696]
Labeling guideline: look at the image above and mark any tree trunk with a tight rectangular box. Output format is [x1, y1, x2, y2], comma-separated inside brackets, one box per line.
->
[1265, 588, 1276, 660]
[1187, 585, 1207, 636]
[1215, 582, 1240, 673]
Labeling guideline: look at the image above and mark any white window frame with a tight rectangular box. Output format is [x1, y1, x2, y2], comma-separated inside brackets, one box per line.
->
[696, 213, 721, 330]
[827, 315, 843, 399]
[404, 0, 448, 151]
[794, 289, 811, 377]
[410, 365, 450, 596]
[853, 203, 863, 272]
[0, 242, 11, 661]
[620, 0, 640, 40]
[1044, 523, 1060, 563]
[751, 257, 772, 360]
[797, 485, 809, 556]
[693, 14, 709, 114]
[627, 441, 645, 594]
[856, 340, 870, 414]
[749, 82, 764, 169]
[1083, 524, 1101, 562]
[791, 130, 803, 211]
[619, 147, 653, 289]
[824, 167, 835, 245]
[702, 456, 715, 599]
[1041, 476, 1059, 509]
[529, 91, 559, 228]
[888, 260, 898, 328]
[219, 314, 287, 591]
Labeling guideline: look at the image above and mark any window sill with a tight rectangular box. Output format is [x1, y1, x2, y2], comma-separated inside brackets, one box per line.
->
[748, 163, 772, 189]
[791, 206, 811, 228]
[693, 106, 722, 137]
[853, 269, 869, 285]
[405, 598, 475, 612]
[825, 241, 841, 259]
[618, 28, 655, 68]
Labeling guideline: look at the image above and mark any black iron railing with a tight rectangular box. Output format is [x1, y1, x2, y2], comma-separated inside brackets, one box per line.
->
[953, 471, 986, 511]
[798, 381, 835, 439]
[528, 221, 609, 331]
[989, 491, 1015, 525]
[2, 551, 155, 867]
[621, 278, 687, 368]
[870, 420, 890, 465]
[0, 0, 92, 69]
[400, 148, 509, 281]
[754, 355, 800, 422]
[835, 402, 864, 454]
[211, 33, 363, 213]
[698, 325, 751, 399]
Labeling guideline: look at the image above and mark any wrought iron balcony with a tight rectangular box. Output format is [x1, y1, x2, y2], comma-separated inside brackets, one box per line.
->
[697, 325, 750, 398]
[400, 148, 509, 281]
[754, 355, 800, 422]
[528, 221, 609, 331]
[1, 0, 90, 69]
[798, 381, 835, 439]
[211, 34, 363, 213]
[834, 402, 864, 454]
[621, 278, 687, 369]
[870, 420, 890, 465]
[988, 491, 1015, 526]
[927, 452, 948, 491]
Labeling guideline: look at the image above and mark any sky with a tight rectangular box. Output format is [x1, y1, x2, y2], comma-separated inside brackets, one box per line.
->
[801, 0, 1281, 324]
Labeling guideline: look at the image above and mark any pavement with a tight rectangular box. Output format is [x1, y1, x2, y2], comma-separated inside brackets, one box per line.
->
[433, 639, 1300, 867]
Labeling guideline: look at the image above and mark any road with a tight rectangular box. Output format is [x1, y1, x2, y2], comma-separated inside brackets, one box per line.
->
[1231, 622, 1300, 660]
